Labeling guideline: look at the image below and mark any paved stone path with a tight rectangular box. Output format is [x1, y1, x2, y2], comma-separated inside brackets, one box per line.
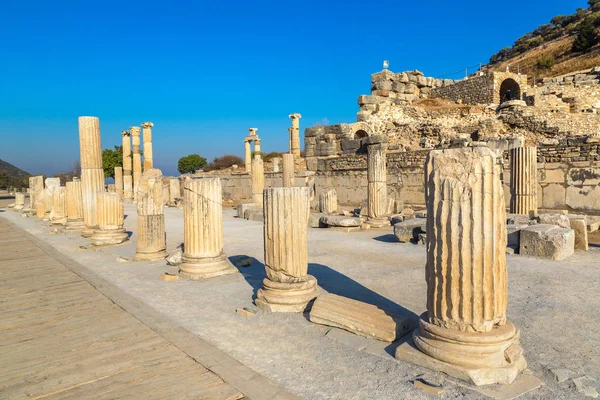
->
[0, 218, 244, 400]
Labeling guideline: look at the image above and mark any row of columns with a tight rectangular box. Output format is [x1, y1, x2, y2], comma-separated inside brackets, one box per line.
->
[120, 122, 155, 202]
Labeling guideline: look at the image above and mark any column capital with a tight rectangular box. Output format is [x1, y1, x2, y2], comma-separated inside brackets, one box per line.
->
[130, 126, 141, 136]
[248, 128, 258, 136]
[288, 113, 302, 120]
[121, 130, 131, 137]
[141, 122, 154, 129]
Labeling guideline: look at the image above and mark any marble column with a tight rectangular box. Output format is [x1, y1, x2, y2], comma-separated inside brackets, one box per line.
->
[288, 127, 293, 155]
[50, 187, 67, 225]
[272, 157, 280, 173]
[141, 122, 154, 170]
[134, 169, 167, 261]
[91, 192, 128, 246]
[256, 187, 318, 312]
[251, 155, 264, 204]
[395, 147, 526, 386]
[168, 178, 180, 206]
[244, 140, 251, 172]
[366, 135, 389, 227]
[282, 153, 295, 187]
[254, 139, 261, 154]
[180, 178, 237, 280]
[65, 178, 85, 230]
[319, 189, 338, 215]
[510, 146, 537, 216]
[14, 193, 25, 211]
[44, 178, 61, 220]
[114, 166, 123, 197]
[78, 116, 105, 237]
[29, 175, 44, 214]
[288, 113, 302, 158]
[131, 126, 142, 199]
[122, 130, 134, 202]
[36, 200, 46, 219]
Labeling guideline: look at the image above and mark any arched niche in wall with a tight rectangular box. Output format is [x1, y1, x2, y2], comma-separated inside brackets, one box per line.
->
[499, 78, 521, 102]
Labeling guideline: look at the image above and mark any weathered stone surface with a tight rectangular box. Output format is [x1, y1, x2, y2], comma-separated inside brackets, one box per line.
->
[50, 187, 67, 225]
[282, 153, 295, 187]
[308, 212, 325, 228]
[320, 215, 362, 227]
[131, 126, 142, 197]
[13, 192, 25, 211]
[319, 189, 338, 215]
[520, 224, 575, 260]
[393, 218, 426, 243]
[366, 135, 388, 226]
[141, 122, 154, 170]
[507, 224, 528, 248]
[569, 217, 589, 251]
[538, 213, 571, 229]
[309, 293, 414, 342]
[122, 130, 133, 202]
[91, 192, 128, 246]
[251, 156, 264, 204]
[289, 114, 302, 157]
[134, 169, 167, 261]
[78, 117, 105, 236]
[506, 214, 534, 225]
[237, 202, 261, 218]
[168, 178, 181, 206]
[510, 147, 537, 216]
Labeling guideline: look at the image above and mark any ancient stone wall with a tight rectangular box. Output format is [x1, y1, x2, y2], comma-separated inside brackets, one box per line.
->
[429, 74, 493, 104]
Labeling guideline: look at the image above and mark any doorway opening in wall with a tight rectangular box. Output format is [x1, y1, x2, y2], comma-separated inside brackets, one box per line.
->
[500, 78, 521, 102]
[355, 130, 368, 154]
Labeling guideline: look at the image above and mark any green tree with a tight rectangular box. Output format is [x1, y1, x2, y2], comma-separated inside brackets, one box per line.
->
[177, 154, 207, 174]
[102, 146, 123, 179]
[572, 18, 599, 52]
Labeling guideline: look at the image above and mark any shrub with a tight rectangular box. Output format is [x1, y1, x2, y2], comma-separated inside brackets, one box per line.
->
[537, 54, 556, 70]
[572, 18, 599, 52]
[177, 154, 207, 174]
[203, 155, 243, 172]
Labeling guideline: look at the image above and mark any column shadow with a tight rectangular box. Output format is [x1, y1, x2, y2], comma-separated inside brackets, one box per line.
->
[229, 254, 266, 300]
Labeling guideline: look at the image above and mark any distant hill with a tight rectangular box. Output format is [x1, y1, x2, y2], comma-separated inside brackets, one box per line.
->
[0, 159, 31, 188]
[487, 1, 600, 82]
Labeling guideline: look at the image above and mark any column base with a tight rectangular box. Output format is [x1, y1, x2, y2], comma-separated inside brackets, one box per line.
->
[13, 205, 24, 211]
[81, 226, 97, 238]
[365, 217, 390, 228]
[50, 217, 67, 226]
[395, 315, 527, 386]
[134, 248, 168, 262]
[179, 253, 238, 281]
[65, 218, 86, 231]
[90, 228, 129, 246]
[256, 275, 318, 313]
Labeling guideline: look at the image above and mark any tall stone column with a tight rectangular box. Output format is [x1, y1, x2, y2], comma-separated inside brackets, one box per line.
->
[78, 116, 105, 237]
[122, 130, 134, 202]
[50, 187, 67, 225]
[141, 122, 154, 170]
[254, 139, 261, 154]
[43, 178, 61, 220]
[256, 187, 318, 312]
[134, 169, 167, 261]
[114, 167, 123, 197]
[288, 113, 302, 158]
[29, 175, 44, 215]
[251, 155, 264, 204]
[272, 157, 280, 173]
[282, 153, 295, 187]
[366, 135, 389, 227]
[395, 147, 526, 386]
[91, 192, 128, 246]
[288, 127, 293, 154]
[131, 126, 142, 198]
[180, 178, 237, 280]
[168, 178, 181, 206]
[510, 146, 537, 216]
[66, 178, 85, 230]
[244, 140, 251, 172]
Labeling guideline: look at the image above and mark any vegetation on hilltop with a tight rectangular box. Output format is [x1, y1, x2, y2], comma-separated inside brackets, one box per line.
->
[0, 159, 30, 188]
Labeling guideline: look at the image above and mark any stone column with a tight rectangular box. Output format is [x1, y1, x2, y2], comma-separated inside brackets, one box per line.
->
[66, 179, 85, 230]
[114, 166, 123, 197]
[78, 116, 105, 237]
[36, 200, 46, 220]
[366, 135, 389, 227]
[244, 140, 251, 172]
[256, 187, 318, 312]
[254, 139, 261, 154]
[107, 184, 116, 193]
[272, 157, 280, 173]
[288, 127, 293, 154]
[282, 153, 295, 187]
[14, 193, 25, 211]
[44, 178, 61, 220]
[122, 130, 134, 202]
[319, 189, 338, 215]
[131, 126, 142, 198]
[91, 192, 128, 246]
[395, 147, 526, 386]
[510, 146, 537, 216]
[29, 175, 44, 214]
[134, 169, 167, 261]
[180, 178, 237, 280]
[50, 187, 67, 225]
[141, 122, 154, 170]
[168, 178, 181, 206]
[289, 113, 302, 158]
[251, 155, 264, 204]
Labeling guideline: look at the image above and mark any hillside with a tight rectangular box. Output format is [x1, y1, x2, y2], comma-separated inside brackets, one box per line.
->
[487, 1, 600, 81]
[0, 159, 30, 188]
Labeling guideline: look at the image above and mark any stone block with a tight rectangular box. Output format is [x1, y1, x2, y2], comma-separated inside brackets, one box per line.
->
[309, 293, 414, 342]
[237, 203, 261, 218]
[587, 216, 600, 232]
[567, 168, 600, 186]
[392, 82, 406, 93]
[540, 169, 565, 184]
[371, 80, 392, 91]
[538, 213, 570, 229]
[340, 139, 360, 151]
[569, 217, 588, 251]
[566, 185, 600, 211]
[542, 184, 566, 209]
[246, 211, 264, 221]
[320, 215, 362, 227]
[393, 218, 426, 243]
[309, 212, 326, 228]
[520, 224, 574, 260]
[507, 224, 528, 247]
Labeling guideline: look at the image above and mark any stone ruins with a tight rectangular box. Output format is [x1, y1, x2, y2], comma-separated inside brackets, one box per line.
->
[134, 168, 167, 261]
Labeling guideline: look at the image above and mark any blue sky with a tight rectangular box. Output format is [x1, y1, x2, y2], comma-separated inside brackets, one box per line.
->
[0, 0, 587, 176]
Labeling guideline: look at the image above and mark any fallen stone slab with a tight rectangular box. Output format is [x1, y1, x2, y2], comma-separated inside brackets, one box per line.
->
[520, 224, 574, 260]
[308, 293, 414, 342]
[506, 214, 535, 225]
[538, 213, 570, 229]
[246, 211, 264, 222]
[569, 217, 589, 251]
[237, 203, 261, 218]
[507, 224, 528, 248]
[587, 216, 600, 232]
[394, 218, 426, 243]
[390, 214, 405, 225]
[320, 215, 362, 227]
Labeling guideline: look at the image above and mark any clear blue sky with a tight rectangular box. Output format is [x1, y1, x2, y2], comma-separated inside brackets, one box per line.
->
[0, 0, 587, 176]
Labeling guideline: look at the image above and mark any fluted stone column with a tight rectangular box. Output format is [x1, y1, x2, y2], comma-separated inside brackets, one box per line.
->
[180, 178, 237, 280]
[36, 200, 46, 220]
[114, 166, 123, 197]
[122, 130, 133, 202]
[134, 169, 167, 261]
[256, 187, 318, 312]
[272, 157, 280, 173]
[510, 147, 537, 216]
[255, 139, 261, 154]
[289, 113, 302, 158]
[29, 175, 44, 214]
[251, 156, 264, 204]
[131, 126, 142, 198]
[141, 122, 154, 171]
[168, 178, 180, 206]
[66, 179, 85, 230]
[79, 117, 105, 237]
[282, 153, 295, 187]
[14, 193, 25, 211]
[366, 135, 389, 227]
[319, 189, 338, 215]
[43, 178, 61, 220]
[244, 140, 251, 172]
[395, 147, 526, 386]
[50, 187, 67, 225]
[288, 128, 293, 154]
[91, 192, 128, 246]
